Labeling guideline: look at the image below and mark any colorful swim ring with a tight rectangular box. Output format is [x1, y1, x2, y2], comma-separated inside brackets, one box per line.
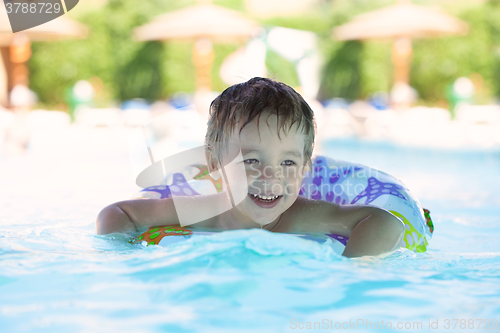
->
[131, 155, 433, 253]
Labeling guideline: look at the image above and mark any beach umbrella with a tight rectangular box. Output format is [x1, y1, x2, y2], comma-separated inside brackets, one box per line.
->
[332, 1, 468, 86]
[0, 14, 88, 45]
[133, 1, 259, 91]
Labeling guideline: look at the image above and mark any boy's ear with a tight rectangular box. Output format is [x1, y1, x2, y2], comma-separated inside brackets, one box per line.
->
[302, 160, 312, 176]
[205, 146, 218, 173]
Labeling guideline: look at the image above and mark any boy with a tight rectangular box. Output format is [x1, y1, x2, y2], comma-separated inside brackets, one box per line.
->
[96, 78, 404, 257]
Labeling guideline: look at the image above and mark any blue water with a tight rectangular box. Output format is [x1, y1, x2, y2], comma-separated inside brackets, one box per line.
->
[1, 129, 500, 332]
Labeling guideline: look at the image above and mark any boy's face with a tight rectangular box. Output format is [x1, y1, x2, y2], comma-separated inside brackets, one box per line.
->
[222, 114, 307, 226]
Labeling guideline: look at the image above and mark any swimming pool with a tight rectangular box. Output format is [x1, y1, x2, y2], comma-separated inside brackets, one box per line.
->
[1, 127, 499, 332]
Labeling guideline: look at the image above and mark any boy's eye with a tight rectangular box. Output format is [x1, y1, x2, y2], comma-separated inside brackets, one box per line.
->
[244, 158, 259, 164]
[281, 160, 296, 166]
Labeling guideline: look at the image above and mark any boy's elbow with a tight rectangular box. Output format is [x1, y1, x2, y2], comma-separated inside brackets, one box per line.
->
[385, 213, 405, 245]
[95, 205, 118, 235]
[96, 203, 137, 235]
[374, 211, 405, 254]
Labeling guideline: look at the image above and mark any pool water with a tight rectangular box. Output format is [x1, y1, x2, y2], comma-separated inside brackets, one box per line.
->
[1, 128, 499, 332]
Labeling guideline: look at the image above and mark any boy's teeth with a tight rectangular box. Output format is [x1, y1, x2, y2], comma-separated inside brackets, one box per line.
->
[251, 194, 279, 200]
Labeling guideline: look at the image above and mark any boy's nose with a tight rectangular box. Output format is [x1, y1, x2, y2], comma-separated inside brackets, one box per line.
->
[258, 165, 282, 181]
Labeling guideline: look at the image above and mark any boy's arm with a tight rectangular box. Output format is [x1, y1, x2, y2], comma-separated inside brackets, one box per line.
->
[341, 208, 404, 258]
[96, 198, 178, 235]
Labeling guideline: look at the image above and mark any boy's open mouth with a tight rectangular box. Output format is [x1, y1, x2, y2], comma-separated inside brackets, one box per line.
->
[248, 193, 283, 208]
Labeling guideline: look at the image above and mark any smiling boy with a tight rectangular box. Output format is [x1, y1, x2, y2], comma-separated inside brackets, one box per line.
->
[96, 78, 404, 257]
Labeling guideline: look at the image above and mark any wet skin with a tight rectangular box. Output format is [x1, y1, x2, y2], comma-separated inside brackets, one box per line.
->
[97, 115, 404, 257]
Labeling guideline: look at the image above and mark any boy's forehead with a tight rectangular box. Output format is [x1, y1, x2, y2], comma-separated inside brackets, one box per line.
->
[223, 116, 306, 157]
[231, 114, 305, 141]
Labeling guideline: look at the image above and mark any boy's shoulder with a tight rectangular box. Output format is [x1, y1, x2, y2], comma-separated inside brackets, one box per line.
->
[279, 197, 387, 236]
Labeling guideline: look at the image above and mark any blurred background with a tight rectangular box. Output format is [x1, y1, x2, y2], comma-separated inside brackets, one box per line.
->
[2, 2, 500, 331]
[1, 0, 500, 155]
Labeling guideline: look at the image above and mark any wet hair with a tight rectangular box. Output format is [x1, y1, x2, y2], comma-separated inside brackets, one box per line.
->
[205, 77, 316, 168]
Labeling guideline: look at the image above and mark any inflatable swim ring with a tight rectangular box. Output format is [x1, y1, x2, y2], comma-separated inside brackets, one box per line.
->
[131, 155, 434, 253]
